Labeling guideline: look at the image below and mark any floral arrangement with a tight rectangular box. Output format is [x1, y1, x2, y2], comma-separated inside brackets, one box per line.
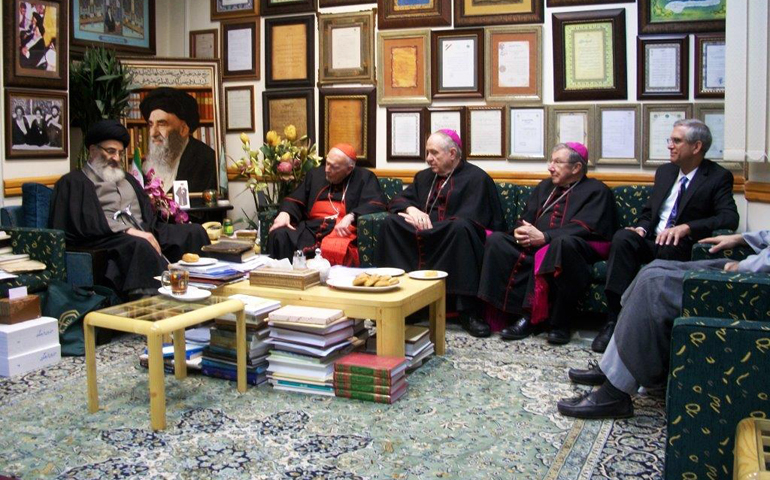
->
[144, 168, 189, 224]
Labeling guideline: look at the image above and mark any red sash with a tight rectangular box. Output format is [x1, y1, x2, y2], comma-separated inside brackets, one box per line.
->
[308, 199, 359, 267]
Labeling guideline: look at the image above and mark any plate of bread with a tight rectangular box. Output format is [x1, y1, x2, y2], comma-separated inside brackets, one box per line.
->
[327, 273, 400, 292]
[179, 253, 217, 266]
[408, 270, 448, 280]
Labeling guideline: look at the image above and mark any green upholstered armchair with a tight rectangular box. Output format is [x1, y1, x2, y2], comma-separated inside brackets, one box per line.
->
[0, 226, 67, 297]
[665, 269, 770, 480]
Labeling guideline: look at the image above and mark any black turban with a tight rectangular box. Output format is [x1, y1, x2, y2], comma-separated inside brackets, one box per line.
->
[84, 119, 130, 148]
[139, 87, 200, 132]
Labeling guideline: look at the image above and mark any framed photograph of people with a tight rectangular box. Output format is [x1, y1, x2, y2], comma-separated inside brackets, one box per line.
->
[210, 0, 259, 21]
[508, 106, 546, 161]
[262, 89, 316, 145]
[455, 0, 543, 28]
[432, 29, 484, 100]
[637, 36, 688, 100]
[467, 107, 505, 160]
[189, 29, 218, 59]
[173, 181, 190, 210]
[224, 86, 255, 133]
[552, 9, 627, 102]
[318, 11, 375, 86]
[427, 107, 465, 145]
[261, 0, 315, 17]
[387, 108, 425, 162]
[642, 103, 692, 167]
[319, 87, 376, 168]
[694, 103, 733, 168]
[546, 104, 595, 165]
[485, 26, 542, 103]
[265, 16, 315, 89]
[694, 33, 725, 99]
[71, 0, 155, 54]
[377, 30, 431, 106]
[378, 0, 451, 30]
[639, 0, 725, 34]
[3, 0, 68, 89]
[5, 88, 68, 159]
[221, 19, 259, 80]
[595, 104, 640, 165]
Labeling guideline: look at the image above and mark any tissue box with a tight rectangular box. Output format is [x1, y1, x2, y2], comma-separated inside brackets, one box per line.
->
[0, 295, 41, 325]
[250, 268, 320, 290]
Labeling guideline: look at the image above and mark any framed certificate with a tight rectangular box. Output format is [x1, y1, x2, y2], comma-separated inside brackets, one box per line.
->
[262, 89, 316, 144]
[694, 103, 733, 168]
[455, 0, 543, 27]
[265, 16, 315, 89]
[224, 86, 255, 133]
[210, 0, 259, 20]
[427, 107, 466, 145]
[387, 108, 426, 162]
[642, 103, 692, 167]
[485, 26, 542, 103]
[547, 104, 596, 165]
[595, 104, 640, 165]
[431, 29, 484, 99]
[639, 0, 725, 34]
[637, 36, 688, 100]
[318, 11, 375, 85]
[694, 33, 725, 99]
[466, 107, 505, 159]
[377, 30, 431, 106]
[190, 29, 218, 59]
[261, 0, 315, 16]
[221, 19, 259, 80]
[552, 9, 627, 102]
[508, 106, 546, 161]
[319, 87, 376, 168]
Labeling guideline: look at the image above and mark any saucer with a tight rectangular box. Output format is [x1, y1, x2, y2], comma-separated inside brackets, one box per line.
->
[158, 286, 212, 301]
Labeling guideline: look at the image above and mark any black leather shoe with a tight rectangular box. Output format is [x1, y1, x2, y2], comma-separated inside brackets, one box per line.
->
[591, 321, 616, 353]
[557, 389, 633, 419]
[568, 360, 607, 386]
[459, 314, 491, 338]
[547, 328, 571, 345]
[500, 317, 533, 340]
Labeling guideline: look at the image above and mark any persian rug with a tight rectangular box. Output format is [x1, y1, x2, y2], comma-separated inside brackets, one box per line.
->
[0, 328, 665, 479]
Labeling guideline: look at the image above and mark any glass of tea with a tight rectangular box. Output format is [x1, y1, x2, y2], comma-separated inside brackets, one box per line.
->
[161, 267, 189, 295]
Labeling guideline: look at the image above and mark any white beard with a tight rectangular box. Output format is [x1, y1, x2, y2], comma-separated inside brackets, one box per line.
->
[143, 131, 187, 193]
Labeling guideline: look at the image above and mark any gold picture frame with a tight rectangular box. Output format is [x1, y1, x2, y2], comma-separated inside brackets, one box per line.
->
[594, 103, 641, 166]
[318, 10, 375, 85]
[546, 104, 596, 166]
[641, 103, 692, 168]
[377, 30, 431, 106]
[485, 25, 543, 103]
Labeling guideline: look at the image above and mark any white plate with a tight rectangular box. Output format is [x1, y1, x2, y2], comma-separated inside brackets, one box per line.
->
[364, 267, 405, 277]
[408, 270, 448, 280]
[327, 277, 400, 292]
[158, 286, 212, 301]
[178, 257, 218, 266]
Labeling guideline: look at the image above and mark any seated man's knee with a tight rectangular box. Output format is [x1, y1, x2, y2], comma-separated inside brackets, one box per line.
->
[549, 235, 582, 251]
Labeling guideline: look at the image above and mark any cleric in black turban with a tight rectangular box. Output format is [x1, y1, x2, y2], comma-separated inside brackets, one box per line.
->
[139, 87, 200, 132]
[84, 119, 131, 148]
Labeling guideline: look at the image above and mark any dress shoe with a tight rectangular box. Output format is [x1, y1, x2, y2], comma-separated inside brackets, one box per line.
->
[557, 389, 633, 419]
[547, 328, 571, 345]
[591, 321, 616, 353]
[568, 360, 607, 386]
[500, 317, 533, 340]
[459, 313, 491, 338]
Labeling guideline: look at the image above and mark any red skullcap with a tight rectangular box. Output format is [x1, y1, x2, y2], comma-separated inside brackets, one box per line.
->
[332, 143, 357, 162]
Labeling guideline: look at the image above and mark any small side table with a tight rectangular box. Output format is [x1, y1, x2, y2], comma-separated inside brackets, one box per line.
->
[734, 418, 770, 480]
[84, 295, 246, 431]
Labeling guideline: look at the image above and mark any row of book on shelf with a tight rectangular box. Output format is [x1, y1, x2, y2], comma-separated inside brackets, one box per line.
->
[126, 91, 216, 121]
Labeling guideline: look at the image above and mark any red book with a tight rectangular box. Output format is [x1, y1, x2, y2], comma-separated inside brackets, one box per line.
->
[335, 381, 407, 404]
[334, 353, 408, 379]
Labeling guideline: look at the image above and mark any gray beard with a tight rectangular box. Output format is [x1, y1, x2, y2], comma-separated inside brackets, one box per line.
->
[143, 131, 186, 191]
[93, 162, 125, 183]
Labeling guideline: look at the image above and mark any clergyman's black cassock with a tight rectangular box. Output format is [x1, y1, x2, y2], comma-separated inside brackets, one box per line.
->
[266, 166, 387, 260]
[477, 176, 615, 327]
[49, 170, 210, 296]
[376, 161, 505, 310]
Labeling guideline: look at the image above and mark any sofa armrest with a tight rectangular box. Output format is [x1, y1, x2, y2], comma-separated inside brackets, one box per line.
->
[8, 226, 66, 282]
[0, 206, 24, 228]
[691, 230, 752, 261]
[681, 270, 770, 320]
[357, 211, 389, 268]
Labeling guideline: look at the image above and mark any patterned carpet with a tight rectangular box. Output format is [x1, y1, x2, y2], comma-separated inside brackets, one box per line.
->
[0, 327, 665, 479]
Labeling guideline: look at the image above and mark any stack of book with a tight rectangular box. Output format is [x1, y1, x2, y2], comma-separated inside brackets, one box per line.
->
[201, 241, 256, 263]
[0, 316, 60, 377]
[183, 262, 246, 290]
[266, 306, 367, 396]
[334, 353, 408, 404]
[201, 295, 281, 386]
[139, 341, 207, 373]
[366, 325, 434, 371]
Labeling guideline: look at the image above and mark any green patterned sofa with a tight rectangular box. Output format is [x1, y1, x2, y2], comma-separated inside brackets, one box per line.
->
[665, 246, 770, 480]
[0, 226, 67, 297]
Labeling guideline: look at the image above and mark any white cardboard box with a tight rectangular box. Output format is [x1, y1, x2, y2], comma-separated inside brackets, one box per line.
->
[0, 316, 58, 357]
[0, 343, 61, 377]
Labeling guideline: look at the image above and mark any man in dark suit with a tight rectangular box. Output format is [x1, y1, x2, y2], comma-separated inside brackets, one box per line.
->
[592, 119, 739, 353]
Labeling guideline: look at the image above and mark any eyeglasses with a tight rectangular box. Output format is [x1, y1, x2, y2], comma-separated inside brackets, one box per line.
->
[547, 159, 576, 166]
[665, 137, 685, 146]
[97, 144, 125, 158]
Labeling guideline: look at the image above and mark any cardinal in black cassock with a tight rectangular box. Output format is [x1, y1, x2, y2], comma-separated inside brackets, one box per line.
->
[376, 130, 505, 335]
[267, 144, 387, 266]
[476, 142, 616, 344]
[49, 120, 209, 298]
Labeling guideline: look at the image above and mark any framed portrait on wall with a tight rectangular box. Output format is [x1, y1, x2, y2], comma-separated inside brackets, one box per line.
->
[210, 0, 259, 21]
[222, 19, 259, 80]
[485, 26, 542, 103]
[595, 104, 640, 165]
[431, 29, 484, 100]
[224, 86, 255, 133]
[190, 29, 218, 59]
[262, 89, 316, 145]
[319, 87, 376, 168]
[547, 104, 596, 165]
[318, 10, 375, 85]
[639, 0, 725, 34]
[71, 0, 155, 54]
[466, 107, 506, 160]
[5, 88, 68, 159]
[265, 16, 315, 89]
[387, 108, 426, 162]
[637, 36, 688, 100]
[3, 0, 68, 89]
[694, 33, 725, 99]
[377, 30, 431, 106]
[508, 106, 546, 161]
[552, 9, 627, 102]
[378, 0, 451, 30]
[642, 103, 692, 167]
[454, 0, 543, 27]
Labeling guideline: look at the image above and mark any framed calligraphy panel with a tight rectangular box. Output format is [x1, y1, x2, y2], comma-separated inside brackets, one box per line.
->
[377, 30, 431, 106]
[265, 16, 315, 89]
[319, 87, 376, 168]
[262, 89, 316, 145]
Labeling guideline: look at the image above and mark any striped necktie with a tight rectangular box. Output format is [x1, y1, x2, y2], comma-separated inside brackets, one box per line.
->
[665, 176, 689, 228]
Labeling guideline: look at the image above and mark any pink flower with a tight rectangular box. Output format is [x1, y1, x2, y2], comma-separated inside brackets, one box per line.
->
[277, 161, 293, 174]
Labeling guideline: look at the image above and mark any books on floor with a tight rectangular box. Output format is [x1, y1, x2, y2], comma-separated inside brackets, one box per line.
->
[0, 316, 60, 377]
[333, 352, 409, 404]
[366, 325, 434, 371]
[268, 305, 344, 325]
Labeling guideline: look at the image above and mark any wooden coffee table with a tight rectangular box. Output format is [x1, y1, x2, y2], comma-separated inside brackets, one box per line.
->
[83, 295, 246, 431]
[222, 276, 446, 357]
